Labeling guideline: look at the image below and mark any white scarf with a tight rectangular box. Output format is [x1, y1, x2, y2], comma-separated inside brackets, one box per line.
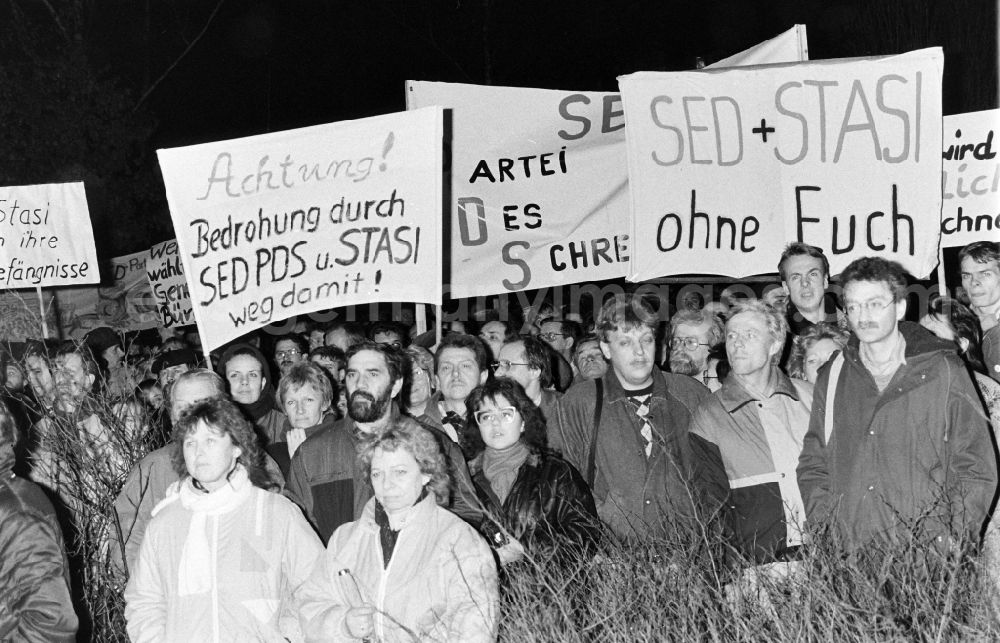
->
[175, 464, 252, 596]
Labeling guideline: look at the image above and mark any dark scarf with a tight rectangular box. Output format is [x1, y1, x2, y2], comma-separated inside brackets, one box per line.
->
[373, 488, 428, 568]
[216, 343, 278, 422]
[482, 440, 530, 505]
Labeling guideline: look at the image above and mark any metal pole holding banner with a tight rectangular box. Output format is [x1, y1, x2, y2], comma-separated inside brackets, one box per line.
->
[35, 286, 49, 339]
[415, 303, 428, 336]
[435, 304, 442, 348]
[937, 248, 948, 297]
[201, 345, 213, 372]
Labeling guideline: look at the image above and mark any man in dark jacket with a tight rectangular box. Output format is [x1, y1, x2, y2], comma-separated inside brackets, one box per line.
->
[551, 294, 716, 541]
[0, 399, 77, 641]
[797, 257, 997, 548]
[287, 341, 482, 543]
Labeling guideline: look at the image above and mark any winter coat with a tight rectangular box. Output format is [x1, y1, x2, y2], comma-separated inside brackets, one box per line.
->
[689, 370, 813, 564]
[469, 447, 599, 556]
[124, 473, 323, 642]
[115, 445, 286, 575]
[299, 493, 498, 643]
[0, 444, 77, 642]
[551, 367, 713, 540]
[797, 322, 998, 547]
[984, 323, 1000, 384]
[286, 411, 482, 543]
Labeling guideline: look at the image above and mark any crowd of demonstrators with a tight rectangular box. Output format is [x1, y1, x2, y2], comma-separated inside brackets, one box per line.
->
[3, 240, 1000, 638]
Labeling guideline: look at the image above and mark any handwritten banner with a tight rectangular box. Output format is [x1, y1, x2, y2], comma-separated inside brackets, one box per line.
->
[147, 239, 193, 328]
[0, 182, 98, 288]
[55, 251, 160, 338]
[619, 48, 944, 281]
[406, 27, 807, 298]
[157, 107, 443, 351]
[940, 109, 1000, 249]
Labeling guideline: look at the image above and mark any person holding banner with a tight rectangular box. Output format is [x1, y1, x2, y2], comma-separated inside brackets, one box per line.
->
[551, 294, 715, 541]
[298, 419, 498, 643]
[959, 241, 1000, 383]
[797, 257, 996, 548]
[125, 398, 322, 642]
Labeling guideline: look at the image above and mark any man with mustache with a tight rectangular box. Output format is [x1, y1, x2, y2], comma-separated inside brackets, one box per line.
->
[959, 241, 1000, 382]
[797, 257, 996, 549]
[272, 335, 307, 379]
[286, 341, 481, 543]
[667, 309, 725, 392]
[550, 294, 715, 541]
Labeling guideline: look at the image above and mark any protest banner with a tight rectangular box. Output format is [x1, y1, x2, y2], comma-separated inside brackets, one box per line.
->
[708, 25, 808, 69]
[157, 107, 443, 351]
[146, 239, 193, 328]
[55, 251, 160, 338]
[407, 26, 808, 299]
[619, 48, 943, 281]
[0, 182, 99, 289]
[939, 109, 999, 249]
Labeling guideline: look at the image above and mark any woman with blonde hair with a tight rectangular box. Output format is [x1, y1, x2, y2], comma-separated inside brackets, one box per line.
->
[299, 417, 498, 642]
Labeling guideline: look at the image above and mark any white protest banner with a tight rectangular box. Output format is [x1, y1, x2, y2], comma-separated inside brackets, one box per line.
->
[407, 28, 808, 299]
[0, 182, 98, 289]
[158, 107, 443, 351]
[146, 239, 193, 328]
[619, 48, 943, 281]
[940, 109, 1000, 249]
[55, 251, 160, 337]
[708, 25, 807, 69]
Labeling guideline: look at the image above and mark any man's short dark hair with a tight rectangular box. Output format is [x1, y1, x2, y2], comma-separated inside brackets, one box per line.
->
[517, 336, 553, 388]
[840, 256, 909, 302]
[542, 318, 582, 344]
[367, 321, 410, 347]
[55, 340, 103, 386]
[309, 345, 347, 370]
[778, 242, 830, 282]
[346, 340, 409, 386]
[434, 334, 491, 373]
[959, 241, 1000, 267]
[595, 294, 658, 342]
[273, 333, 308, 355]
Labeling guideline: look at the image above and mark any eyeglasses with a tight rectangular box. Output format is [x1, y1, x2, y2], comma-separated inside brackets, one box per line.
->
[538, 332, 565, 342]
[669, 337, 710, 351]
[275, 349, 302, 359]
[492, 360, 530, 371]
[844, 299, 894, 316]
[474, 407, 518, 425]
[378, 341, 403, 349]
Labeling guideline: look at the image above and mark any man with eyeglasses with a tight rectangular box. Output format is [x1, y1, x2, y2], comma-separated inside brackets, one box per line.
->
[797, 257, 996, 549]
[493, 336, 561, 423]
[667, 309, 724, 392]
[959, 241, 1000, 382]
[550, 294, 714, 541]
[273, 335, 307, 378]
[689, 299, 812, 564]
[368, 320, 409, 350]
[538, 319, 579, 391]
[287, 341, 480, 541]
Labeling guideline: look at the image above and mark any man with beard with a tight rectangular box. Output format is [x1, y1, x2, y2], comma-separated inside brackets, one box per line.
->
[286, 342, 480, 543]
[667, 309, 725, 392]
[797, 257, 996, 548]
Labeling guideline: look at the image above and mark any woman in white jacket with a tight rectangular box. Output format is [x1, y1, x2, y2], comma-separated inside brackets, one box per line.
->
[125, 397, 323, 642]
[299, 417, 498, 642]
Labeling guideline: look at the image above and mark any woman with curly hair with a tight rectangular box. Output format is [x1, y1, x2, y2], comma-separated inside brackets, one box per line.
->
[299, 417, 498, 642]
[125, 397, 322, 642]
[466, 378, 599, 566]
[786, 322, 850, 384]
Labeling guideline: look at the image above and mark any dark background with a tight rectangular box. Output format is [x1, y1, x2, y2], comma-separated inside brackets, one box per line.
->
[0, 0, 995, 266]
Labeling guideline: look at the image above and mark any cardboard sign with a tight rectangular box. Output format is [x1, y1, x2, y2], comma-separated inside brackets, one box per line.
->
[939, 109, 1000, 249]
[147, 239, 193, 328]
[407, 27, 809, 298]
[619, 48, 944, 280]
[0, 182, 99, 288]
[56, 251, 160, 337]
[158, 107, 444, 351]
